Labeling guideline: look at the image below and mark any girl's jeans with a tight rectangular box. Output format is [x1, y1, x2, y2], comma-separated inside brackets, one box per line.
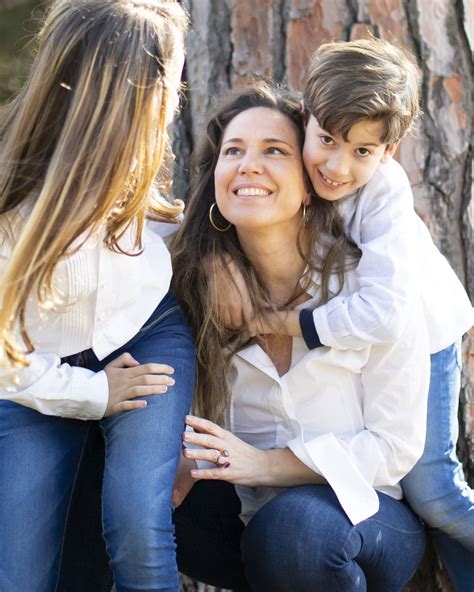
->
[0, 292, 195, 592]
[402, 341, 474, 592]
[174, 481, 426, 592]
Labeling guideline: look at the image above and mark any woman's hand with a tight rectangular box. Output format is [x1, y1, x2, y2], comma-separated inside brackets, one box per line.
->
[184, 415, 327, 489]
[104, 352, 175, 416]
[183, 415, 270, 488]
[172, 454, 197, 508]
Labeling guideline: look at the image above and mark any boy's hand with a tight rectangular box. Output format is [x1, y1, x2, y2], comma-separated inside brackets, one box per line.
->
[248, 310, 303, 338]
[205, 254, 255, 329]
[104, 353, 175, 416]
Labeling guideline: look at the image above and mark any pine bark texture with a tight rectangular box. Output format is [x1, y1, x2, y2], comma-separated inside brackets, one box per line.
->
[0, 1, 472, 591]
[175, 1, 473, 591]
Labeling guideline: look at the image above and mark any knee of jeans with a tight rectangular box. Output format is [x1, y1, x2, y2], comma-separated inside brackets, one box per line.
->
[104, 489, 174, 553]
[242, 493, 352, 588]
[403, 487, 465, 531]
[403, 465, 472, 528]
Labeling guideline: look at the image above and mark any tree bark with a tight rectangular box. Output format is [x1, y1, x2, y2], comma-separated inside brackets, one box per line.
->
[0, 1, 472, 590]
[175, 1, 473, 591]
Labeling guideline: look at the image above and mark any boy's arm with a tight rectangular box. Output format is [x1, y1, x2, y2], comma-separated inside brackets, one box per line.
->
[251, 165, 419, 349]
[308, 162, 419, 350]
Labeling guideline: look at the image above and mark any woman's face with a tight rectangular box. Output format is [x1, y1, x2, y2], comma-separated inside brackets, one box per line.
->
[214, 107, 308, 232]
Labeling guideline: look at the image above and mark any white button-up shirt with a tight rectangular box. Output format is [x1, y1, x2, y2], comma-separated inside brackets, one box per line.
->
[0, 208, 172, 420]
[228, 271, 430, 526]
[312, 158, 473, 353]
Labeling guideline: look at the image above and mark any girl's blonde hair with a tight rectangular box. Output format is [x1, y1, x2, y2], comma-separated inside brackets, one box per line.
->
[0, 0, 187, 369]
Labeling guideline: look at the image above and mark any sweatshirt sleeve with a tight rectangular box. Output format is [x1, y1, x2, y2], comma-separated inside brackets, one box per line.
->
[310, 161, 419, 350]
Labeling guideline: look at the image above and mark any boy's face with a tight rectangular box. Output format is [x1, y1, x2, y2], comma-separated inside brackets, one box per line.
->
[303, 115, 398, 201]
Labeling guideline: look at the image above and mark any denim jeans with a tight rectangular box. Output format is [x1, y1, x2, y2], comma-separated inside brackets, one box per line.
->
[402, 342, 474, 592]
[174, 481, 426, 592]
[0, 292, 195, 592]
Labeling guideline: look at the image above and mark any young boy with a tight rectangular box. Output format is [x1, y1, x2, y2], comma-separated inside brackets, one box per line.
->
[216, 38, 474, 590]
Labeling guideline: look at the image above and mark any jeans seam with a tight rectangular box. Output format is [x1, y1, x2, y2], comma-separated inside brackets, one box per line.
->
[53, 422, 93, 592]
[139, 305, 180, 335]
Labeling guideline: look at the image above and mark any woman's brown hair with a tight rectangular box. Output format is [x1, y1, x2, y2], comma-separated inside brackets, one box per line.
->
[172, 81, 359, 424]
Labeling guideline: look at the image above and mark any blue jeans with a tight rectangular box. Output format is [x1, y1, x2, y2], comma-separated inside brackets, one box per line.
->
[402, 342, 474, 592]
[174, 481, 425, 592]
[0, 293, 195, 592]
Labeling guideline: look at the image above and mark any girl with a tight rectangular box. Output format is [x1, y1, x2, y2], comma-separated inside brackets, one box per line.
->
[0, 2, 194, 591]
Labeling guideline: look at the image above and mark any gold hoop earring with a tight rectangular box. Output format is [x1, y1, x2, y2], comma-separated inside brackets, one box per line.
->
[209, 203, 231, 232]
[302, 203, 307, 224]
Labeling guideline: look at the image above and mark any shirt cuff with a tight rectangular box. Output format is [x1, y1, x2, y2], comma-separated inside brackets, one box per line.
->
[68, 368, 109, 420]
[299, 309, 324, 349]
[287, 431, 379, 524]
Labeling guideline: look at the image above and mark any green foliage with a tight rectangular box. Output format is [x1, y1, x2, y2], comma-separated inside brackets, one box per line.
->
[0, 1, 49, 103]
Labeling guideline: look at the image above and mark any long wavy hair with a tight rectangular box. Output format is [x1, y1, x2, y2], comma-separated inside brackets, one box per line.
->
[172, 81, 360, 424]
[0, 0, 188, 369]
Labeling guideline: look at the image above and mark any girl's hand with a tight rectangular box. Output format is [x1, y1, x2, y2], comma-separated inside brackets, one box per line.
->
[183, 415, 269, 488]
[104, 352, 175, 416]
[172, 454, 197, 508]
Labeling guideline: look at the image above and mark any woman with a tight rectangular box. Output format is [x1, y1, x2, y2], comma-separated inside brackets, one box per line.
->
[0, 2, 194, 591]
[171, 82, 430, 592]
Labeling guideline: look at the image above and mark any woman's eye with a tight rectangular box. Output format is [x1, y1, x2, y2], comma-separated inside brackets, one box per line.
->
[266, 147, 285, 155]
[223, 147, 242, 156]
[320, 135, 334, 146]
[356, 147, 371, 157]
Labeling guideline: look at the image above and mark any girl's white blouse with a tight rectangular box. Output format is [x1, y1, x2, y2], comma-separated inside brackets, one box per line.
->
[0, 212, 173, 420]
[227, 271, 430, 526]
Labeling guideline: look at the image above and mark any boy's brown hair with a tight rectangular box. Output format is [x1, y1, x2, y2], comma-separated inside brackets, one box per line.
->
[303, 37, 421, 145]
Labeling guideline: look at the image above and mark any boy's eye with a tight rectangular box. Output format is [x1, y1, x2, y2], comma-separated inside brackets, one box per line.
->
[356, 147, 371, 157]
[320, 135, 334, 146]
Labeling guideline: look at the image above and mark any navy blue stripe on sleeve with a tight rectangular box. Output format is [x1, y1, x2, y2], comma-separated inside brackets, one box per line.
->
[299, 309, 324, 350]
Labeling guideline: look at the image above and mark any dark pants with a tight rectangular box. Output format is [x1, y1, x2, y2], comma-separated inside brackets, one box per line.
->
[174, 480, 426, 592]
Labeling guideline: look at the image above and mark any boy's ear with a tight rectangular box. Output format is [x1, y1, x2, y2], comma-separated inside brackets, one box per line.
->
[381, 140, 400, 163]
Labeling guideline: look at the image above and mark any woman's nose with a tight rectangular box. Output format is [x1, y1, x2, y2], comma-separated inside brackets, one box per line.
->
[238, 149, 264, 175]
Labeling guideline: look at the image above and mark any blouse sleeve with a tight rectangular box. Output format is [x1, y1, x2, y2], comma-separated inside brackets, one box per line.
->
[0, 248, 108, 420]
[287, 296, 430, 524]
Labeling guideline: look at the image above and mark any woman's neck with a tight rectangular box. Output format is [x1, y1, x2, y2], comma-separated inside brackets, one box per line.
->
[237, 221, 306, 306]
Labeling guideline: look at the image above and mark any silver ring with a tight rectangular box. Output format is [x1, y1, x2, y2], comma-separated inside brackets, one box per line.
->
[222, 449, 230, 458]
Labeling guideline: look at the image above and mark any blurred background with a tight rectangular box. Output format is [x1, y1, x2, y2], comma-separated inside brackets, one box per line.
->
[0, 1, 472, 591]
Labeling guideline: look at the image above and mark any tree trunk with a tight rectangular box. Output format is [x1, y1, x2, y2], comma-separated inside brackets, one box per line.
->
[175, 1, 473, 591]
[0, 1, 472, 590]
